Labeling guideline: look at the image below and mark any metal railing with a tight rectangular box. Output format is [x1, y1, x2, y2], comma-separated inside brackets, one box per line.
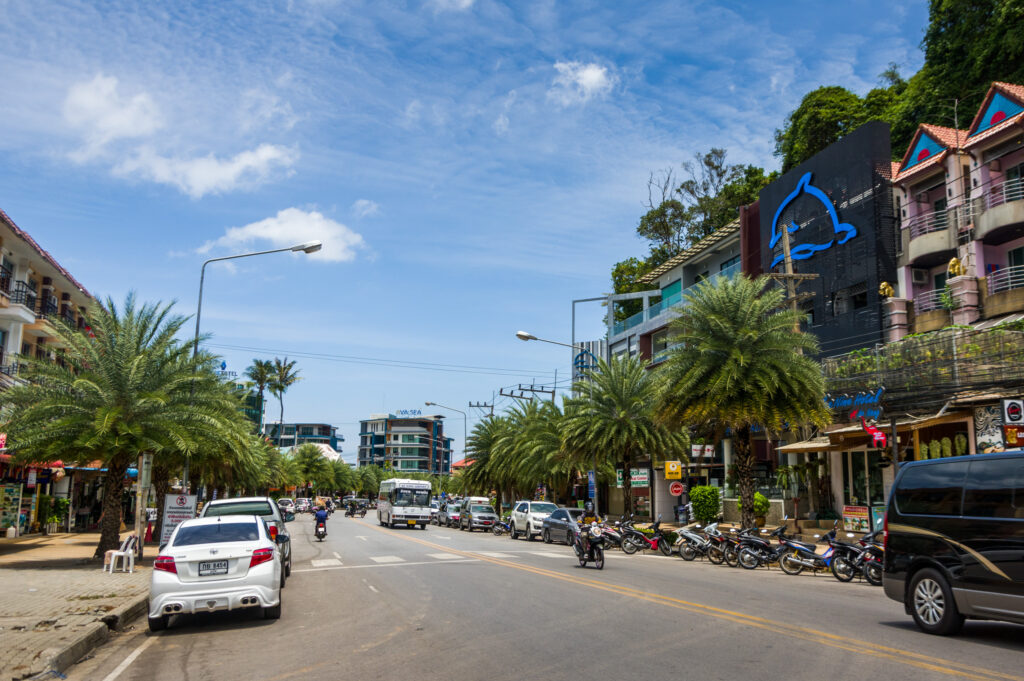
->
[987, 264, 1024, 295]
[915, 287, 946, 313]
[61, 307, 76, 327]
[0, 265, 11, 296]
[985, 177, 1024, 211]
[613, 265, 744, 337]
[11, 281, 36, 310]
[905, 207, 950, 238]
[37, 297, 58, 320]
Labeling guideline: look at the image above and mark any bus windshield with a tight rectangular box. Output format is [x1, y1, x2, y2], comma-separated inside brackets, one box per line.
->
[394, 489, 431, 507]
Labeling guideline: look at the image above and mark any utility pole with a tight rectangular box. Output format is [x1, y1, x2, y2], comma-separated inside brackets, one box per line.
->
[769, 224, 819, 332]
[469, 401, 493, 417]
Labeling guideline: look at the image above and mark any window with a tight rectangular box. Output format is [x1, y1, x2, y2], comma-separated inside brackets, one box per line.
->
[550, 510, 566, 521]
[963, 458, 1024, 518]
[516, 503, 527, 513]
[800, 300, 816, 326]
[894, 462, 968, 515]
[719, 255, 740, 275]
[203, 501, 275, 519]
[934, 272, 947, 291]
[851, 283, 868, 310]
[1009, 247, 1024, 269]
[661, 279, 681, 301]
[833, 290, 849, 316]
[529, 502, 558, 513]
[173, 522, 259, 546]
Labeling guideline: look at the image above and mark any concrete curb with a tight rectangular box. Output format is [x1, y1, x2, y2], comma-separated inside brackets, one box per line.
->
[33, 594, 148, 680]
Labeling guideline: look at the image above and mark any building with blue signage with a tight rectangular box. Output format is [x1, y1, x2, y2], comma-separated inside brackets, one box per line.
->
[262, 422, 344, 453]
[357, 413, 452, 475]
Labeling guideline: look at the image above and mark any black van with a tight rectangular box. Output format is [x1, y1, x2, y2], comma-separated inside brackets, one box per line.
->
[884, 451, 1024, 635]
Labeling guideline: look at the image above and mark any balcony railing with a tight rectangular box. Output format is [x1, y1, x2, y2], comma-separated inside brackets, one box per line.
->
[11, 281, 36, 310]
[0, 265, 11, 297]
[611, 265, 743, 337]
[915, 287, 946, 313]
[37, 297, 58, 320]
[987, 264, 1024, 295]
[985, 177, 1024, 211]
[905, 208, 950, 238]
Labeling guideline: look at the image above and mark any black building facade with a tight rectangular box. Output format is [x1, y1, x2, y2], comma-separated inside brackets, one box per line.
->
[758, 121, 898, 356]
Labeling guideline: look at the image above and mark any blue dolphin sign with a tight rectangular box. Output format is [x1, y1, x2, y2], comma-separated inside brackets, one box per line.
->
[769, 172, 857, 269]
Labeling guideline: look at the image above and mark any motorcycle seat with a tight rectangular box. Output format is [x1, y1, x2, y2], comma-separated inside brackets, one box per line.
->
[788, 539, 817, 552]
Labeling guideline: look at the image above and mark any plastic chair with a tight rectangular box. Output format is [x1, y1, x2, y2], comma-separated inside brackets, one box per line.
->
[106, 534, 137, 573]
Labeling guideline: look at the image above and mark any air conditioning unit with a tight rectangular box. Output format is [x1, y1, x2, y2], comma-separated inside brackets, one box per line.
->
[911, 268, 930, 285]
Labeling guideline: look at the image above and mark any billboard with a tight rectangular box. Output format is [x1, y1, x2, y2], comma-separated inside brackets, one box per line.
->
[758, 121, 897, 356]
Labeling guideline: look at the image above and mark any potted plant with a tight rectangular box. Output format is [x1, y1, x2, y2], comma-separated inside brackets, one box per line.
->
[737, 492, 771, 527]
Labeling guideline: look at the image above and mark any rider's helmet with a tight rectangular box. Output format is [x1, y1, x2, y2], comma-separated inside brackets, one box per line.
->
[584, 501, 594, 515]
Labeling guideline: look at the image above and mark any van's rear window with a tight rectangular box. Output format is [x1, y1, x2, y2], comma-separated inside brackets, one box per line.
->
[963, 458, 1024, 518]
[174, 523, 259, 546]
[894, 462, 969, 516]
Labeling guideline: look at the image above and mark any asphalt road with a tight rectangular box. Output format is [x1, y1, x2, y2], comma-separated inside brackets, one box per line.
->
[69, 513, 1024, 681]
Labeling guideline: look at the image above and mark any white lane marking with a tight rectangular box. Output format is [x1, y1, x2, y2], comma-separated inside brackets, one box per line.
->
[356, 536, 368, 541]
[333, 551, 342, 559]
[292, 559, 477, 573]
[528, 552, 565, 558]
[99, 633, 156, 681]
[370, 555, 405, 564]
[311, 558, 342, 567]
[477, 552, 515, 558]
[368, 585, 379, 593]
[427, 552, 462, 560]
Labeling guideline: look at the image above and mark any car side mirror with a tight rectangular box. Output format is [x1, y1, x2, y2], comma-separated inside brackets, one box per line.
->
[285, 512, 295, 522]
[276, 534, 287, 544]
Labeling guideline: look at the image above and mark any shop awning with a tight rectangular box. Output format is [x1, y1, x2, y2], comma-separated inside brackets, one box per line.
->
[776, 437, 835, 453]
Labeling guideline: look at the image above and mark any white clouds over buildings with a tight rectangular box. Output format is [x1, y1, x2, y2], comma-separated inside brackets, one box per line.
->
[352, 199, 380, 218]
[199, 208, 365, 263]
[61, 73, 298, 198]
[547, 61, 616, 107]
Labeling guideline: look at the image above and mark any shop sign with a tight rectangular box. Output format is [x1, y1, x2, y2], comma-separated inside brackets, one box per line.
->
[669, 481, 685, 496]
[615, 469, 623, 488]
[768, 172, 858, 269]
[665, 461, 683, 480]
[826, 388, 884, 421]
[26, 470, 36, 489]
[1, 484, 21, 531]
[1002, 399, 1023, 425]
[0, 432, 6, 448]
[587, 471, 595, 500]
[842, 505, 871, 533]
[1005, 425, 1022, 448]
[629, 468, 649, 487]
[395, 409, 423, 417]
[161, 494, 197, 545]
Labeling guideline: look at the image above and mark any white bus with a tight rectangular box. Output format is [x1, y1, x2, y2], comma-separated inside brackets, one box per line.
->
[377, 478, 432, 529]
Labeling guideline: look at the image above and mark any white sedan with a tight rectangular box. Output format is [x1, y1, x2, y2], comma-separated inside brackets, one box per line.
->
[148, 516, 282, 631]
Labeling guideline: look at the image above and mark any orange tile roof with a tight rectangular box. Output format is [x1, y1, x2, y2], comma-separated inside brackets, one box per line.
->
[893, 123, 967, 185]
[889, 161, 901, 179]
[920, 123, 969, 149]
[964, 82, 1024, 149]
[0, 208, 91, 298]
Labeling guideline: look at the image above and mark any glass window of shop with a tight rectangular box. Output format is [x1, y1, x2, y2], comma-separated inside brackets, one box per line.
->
[841, 450, 885, 506]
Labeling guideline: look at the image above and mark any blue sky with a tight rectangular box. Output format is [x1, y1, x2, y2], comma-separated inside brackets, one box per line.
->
[0, 0, 928, 463]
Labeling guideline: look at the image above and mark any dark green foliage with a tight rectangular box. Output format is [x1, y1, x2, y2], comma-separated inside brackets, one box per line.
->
[737, 492, 771, 518]
[689, 485, 720, 525]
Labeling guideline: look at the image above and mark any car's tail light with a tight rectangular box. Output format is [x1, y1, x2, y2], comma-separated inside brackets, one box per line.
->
[154, 555, 177, 574]
[250, 547, 275, 568]
[268, 524, 278, 541]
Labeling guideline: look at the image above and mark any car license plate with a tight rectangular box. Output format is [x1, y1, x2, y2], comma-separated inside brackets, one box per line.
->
[199, 560, 228, 576]
[407, 520, 416, 526]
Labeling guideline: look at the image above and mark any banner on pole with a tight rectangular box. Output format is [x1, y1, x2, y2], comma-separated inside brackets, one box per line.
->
[161, 494, 197, 545]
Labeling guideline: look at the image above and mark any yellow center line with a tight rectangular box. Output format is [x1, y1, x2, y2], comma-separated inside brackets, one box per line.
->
[365, 522, 1022, 681]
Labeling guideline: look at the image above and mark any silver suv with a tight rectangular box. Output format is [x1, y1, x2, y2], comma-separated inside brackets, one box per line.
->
[460, 503, 498, 532]
[509, 500, 559, 541]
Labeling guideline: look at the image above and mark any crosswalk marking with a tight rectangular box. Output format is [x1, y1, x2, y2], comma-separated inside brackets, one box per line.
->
[427, 553, 462, 560]
[528, 551, 564, 558]
[477, 551, 514, 558]
[311, 558, 342, 567]
[370, 555, 406, 564]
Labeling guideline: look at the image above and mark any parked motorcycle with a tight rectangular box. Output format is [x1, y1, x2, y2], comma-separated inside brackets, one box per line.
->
[831, 529, 883, 585]
[674, 522, 718, 561]
[599, 516, 626, 550]
[776, 524, 837, 575]
[315, 520, 327, 542]
[621, 514, 673, 556]
[573, 522, 606, 569]
[491, 518, 511, 536]
[737, 525, 786, 569]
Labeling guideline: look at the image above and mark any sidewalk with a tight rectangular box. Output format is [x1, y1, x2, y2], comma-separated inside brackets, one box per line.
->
[0, 533, 150, 681]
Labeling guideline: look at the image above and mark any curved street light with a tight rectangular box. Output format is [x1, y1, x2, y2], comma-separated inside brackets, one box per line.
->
[425, 401, 467, 472]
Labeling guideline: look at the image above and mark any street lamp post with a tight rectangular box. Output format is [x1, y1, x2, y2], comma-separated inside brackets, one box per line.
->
[183, 240, 323, 491]
[516, 331, 601, 514]
[425, 401, 466, 474]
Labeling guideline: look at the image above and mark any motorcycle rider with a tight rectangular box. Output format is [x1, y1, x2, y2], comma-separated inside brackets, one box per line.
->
[575, 501, 601, 556]
[314, 505, 328, 535]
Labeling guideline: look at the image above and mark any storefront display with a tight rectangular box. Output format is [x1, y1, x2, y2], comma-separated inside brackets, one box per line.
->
[1, 484, 21, 533]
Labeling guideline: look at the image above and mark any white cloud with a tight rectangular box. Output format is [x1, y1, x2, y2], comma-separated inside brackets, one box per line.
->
[239, 89, 299, 132]
[547, 61, 616, 107]
[352, 199, 380, 218]
[493, 113, 509, 135]
[114, 144, 299, 199]
[402, 99, 423, 127]
[493, 89, 516, 135]
[429, 0, 475, 11]
[199, 207, 365, 263]
[62, 74, 162, 161]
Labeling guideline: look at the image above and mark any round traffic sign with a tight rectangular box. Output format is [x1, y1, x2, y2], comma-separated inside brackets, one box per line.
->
[669, 481, 684, 496]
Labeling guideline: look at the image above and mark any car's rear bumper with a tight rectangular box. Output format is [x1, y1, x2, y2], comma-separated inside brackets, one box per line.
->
[883, 573, 905, 605]
[149, 582, 279, 617]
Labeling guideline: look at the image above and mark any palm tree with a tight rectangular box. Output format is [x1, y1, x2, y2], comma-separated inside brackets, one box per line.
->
[268, 357, 301, 443]
[656, 274, 829, 527]
[244, 358, 274, 432]
[2, 294, 251, 558]
[562, 356, 688, 516]
[292, 443, 332, 496]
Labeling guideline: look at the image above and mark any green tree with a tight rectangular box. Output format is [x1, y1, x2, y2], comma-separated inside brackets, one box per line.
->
[269, 357, 301, 440]
[244, 358, 274, 432]
[774, 86, 866, 172]
[2, 294, 251, 557]
[292, 443, 333, 495]
[656, 275, 829, 527]
[562, 356, 689, 515]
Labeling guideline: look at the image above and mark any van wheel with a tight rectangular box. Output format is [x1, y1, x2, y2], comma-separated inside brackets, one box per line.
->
[909, 568, 964, 635]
